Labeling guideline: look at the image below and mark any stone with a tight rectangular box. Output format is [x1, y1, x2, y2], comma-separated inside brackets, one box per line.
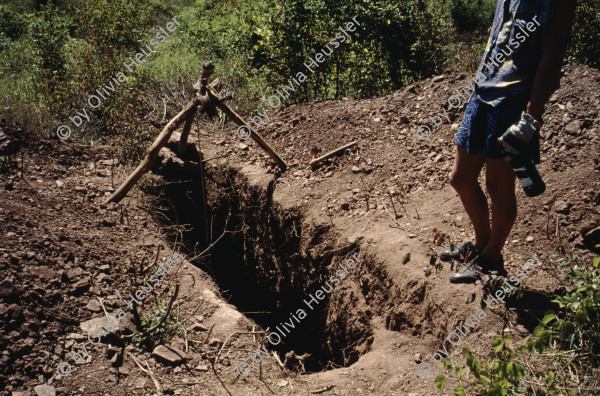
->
[195, 362, 209, 372]
[33, 385, 55, 396]
[359, 163, 373, 174]
[29, 266, 57, 281]
[80, 313, 135, 338]
[565, 120, 581, 135]
[66, 333, 87, 341]
[85, 300, 103, 313]
[133, 377, 147, 389]
[189, 322, 207, 332]
[0, 279, 16, 298]
[352, 166, 360, 173]
[152, 345, 187, 365]
[66, 268, 84, 280]
[99, 159, 119, 166]
[72, 277, 91, 293]
[96, 273, 110, 283]
[555, 200, 571, 214]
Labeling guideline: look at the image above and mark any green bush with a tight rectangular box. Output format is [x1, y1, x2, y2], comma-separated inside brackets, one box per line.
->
[449, 0, 495, 34]
[532, 253, 600, 361]
[28, 3, 71, 81]
[568, 0, 600, 68]
[261, 0, 451, 100]
[0, 5, 28, 41]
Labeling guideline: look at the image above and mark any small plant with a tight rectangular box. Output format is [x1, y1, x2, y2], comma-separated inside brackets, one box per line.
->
[132, 301, 182, 349]
[529, 253, 600, 360]
[435, 336, 526, 396]
[435, 254, 600, 395]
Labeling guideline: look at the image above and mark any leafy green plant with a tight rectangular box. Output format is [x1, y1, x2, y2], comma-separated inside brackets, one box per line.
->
[436, 336, 526, 396]
[28, 3, 71, 81]
[263, 0, 451, 100]
[436, 254, 600, 395]
[0, 5, 28, 42]
[132, 301, 182, 349]
[529, 254, 600, 360]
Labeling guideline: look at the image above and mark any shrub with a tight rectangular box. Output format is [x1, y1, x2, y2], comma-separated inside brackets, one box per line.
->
[262, 0, 451, 100]
[449, 0, 495, 34]
[0, 5, 28, 41]
[28, 3, 71, 81]
[568, 0, 600, 68]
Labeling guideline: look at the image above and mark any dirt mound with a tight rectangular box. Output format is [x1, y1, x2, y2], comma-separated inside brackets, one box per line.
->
[0, 61, 598, 395]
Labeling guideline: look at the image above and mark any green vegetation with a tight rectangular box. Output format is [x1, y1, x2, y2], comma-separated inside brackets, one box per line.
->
[435, 253, 600, 395]
[435, 336, 526, 396]
[567, 0, 600, 68]
[132, 301, 183, 349]
[449, 0, 496, 34]
[0, 0, 598, 162]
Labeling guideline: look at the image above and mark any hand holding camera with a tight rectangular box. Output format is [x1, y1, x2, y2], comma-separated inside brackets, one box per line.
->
[498, 112, 546, 197]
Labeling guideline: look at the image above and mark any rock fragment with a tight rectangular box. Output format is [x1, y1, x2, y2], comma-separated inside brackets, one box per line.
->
[33, 385, 55, 396]
[152, 345, 187, 365]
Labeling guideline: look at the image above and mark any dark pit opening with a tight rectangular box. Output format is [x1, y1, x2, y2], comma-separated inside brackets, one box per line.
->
[148, 161, 372, 373]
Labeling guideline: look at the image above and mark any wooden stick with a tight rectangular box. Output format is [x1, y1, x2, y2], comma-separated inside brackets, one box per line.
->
[386, 189, 399, 219]
[105, 99, 200, 204]
[146, 282, 179, 333]
[179, 61, 215, 154]
[177, 109, 196, 156]
[128, 353, 162, 394]
[194, 61, 215, 95]
[105, 79, 221, 204]
[310, 141, 357, 167]
[212, 91, 287, 170]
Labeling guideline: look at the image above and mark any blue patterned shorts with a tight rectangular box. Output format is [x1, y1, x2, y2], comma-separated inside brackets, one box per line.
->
[455, 93, 540, 163]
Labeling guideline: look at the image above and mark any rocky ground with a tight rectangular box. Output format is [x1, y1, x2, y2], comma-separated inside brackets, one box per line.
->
[0, 62, 598, 395]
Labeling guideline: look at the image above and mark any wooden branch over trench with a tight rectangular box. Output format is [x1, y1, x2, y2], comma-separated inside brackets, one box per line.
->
[105, 61, 287, 205]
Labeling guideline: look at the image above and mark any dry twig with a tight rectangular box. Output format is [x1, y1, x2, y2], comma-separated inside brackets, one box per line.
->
[128, 353, 162, 394]
[147, 282, 180, 333]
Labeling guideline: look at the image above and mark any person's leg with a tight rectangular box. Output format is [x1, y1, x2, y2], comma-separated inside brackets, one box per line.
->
[481, 157, 517, 261]
[448, 145, 489, 251]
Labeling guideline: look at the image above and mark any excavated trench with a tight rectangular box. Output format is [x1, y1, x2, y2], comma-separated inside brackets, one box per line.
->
[149, 149, 435, 374]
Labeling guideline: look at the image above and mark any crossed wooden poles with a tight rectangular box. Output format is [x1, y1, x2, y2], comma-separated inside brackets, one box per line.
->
[105, 61, 287, 204]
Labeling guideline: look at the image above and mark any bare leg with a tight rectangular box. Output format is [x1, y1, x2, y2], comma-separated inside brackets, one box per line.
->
[449, 145, 489, 251]
[481, 158, 517, 261]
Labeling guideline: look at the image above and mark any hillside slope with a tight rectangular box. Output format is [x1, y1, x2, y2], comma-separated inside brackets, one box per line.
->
[0, 62, 598, 395]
